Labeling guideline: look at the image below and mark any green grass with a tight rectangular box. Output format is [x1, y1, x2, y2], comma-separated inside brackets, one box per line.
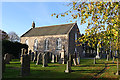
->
[2, 58, 119, 79]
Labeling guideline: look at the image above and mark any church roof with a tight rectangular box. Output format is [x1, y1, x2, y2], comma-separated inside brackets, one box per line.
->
[21, 23, 76, 37]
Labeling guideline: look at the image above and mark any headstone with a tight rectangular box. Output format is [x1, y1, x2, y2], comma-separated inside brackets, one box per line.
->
[55, 55, 58, 63]
[42, 53, 48, 67]
[36, 53, 41, 65]
[21, 54, 30, 76]
[69, 53, 72, 66]
[64, 61, 71, 73]
[28, 50, 32, 55]
[33, 51, 37, 62]
[2, 57, 5, 73]
[76, 53, 80, 65]
[73, 58, 77, 66]
[51, 54, 55, 63]
[61, 46, 65, 64]
[94, 57, 96, 64]
[31, 52, 34, 61]
[4, 53, 11, 64]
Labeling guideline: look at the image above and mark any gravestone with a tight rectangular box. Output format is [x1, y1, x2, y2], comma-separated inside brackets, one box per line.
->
[76, 53, 80, 65]
[51, 54, 55, 63]
[61, 46, 65, 64]
[31, 52, 34, 61]
[64, 61, 71, 73]
[36, 53, 41, 65]
[4, 53, 11, 64]
[42, 53, 48, 67]
[94, 57, 96, 64]
[21, 54, 30, 76]
[68, 53, 72, 66]
[2, 57, 5, 73]
[33, 51, 37, 62]
[20, 48, 26, 62]
[73, 58, 77, 66]
[72, 53, 77, 66]
[55, 55, 58, 63]
[28, 50, 32, 55]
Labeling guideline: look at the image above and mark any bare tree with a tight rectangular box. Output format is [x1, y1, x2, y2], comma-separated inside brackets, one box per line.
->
[8, 32, 20, 42]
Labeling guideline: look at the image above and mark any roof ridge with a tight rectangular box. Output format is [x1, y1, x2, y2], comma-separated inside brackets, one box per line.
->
[35, 23, 75, 29]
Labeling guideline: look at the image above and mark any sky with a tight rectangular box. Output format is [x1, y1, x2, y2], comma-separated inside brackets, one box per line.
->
[1, 2, 88, 37]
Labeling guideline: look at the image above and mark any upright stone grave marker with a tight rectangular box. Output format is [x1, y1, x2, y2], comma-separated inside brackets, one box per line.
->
[21, 54, 30, 76]
[33, 51, 37, 62]
[55, 55, 58, 63]
[4, 53, 11, 64]
[64, 61, 71, 73]
[2, 57, 5, 73]
[61, 46, 65, 64]
[76, 52, 80, 65]
[36, 53, 41, 65]
[73, 53, 77, 66]
[42, 53, 48, 67]
[31, 52, 34, 61]
[51, 54, 55, 63]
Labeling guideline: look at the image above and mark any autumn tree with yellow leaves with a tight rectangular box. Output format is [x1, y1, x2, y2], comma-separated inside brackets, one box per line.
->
[52, 1, 120, 75]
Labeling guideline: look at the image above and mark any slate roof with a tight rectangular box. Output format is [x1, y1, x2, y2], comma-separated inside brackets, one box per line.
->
[21, 23, 76, 37]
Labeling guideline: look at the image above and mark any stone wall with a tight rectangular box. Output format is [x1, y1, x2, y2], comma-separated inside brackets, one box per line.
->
[21, 35, 68, 55]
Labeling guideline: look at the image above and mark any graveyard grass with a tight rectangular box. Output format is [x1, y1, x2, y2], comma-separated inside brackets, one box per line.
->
[3, 59, 119, 79]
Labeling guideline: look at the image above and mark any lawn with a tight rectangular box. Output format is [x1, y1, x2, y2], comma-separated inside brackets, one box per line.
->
[2, 58, 119, 79]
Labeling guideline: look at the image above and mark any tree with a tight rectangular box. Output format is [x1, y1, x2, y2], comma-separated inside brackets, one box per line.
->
[8, 32, 20, 42]
[0, 30, 9, 40]
[52, 1, 120, 75]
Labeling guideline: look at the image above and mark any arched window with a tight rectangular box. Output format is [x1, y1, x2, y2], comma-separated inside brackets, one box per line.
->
[45, 39, 49, 50]
[75, 32, 77, 41]
[34, 39, 38, 51]
[25, 39, 28, 45]
[56, 38, 62, 50]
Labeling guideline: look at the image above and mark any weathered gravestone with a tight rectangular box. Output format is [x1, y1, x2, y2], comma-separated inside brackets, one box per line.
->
[51, 54, 55, 63]
[21, 54, 30, 76]
[36, 53, 41, 65]
[31, 52, 34, 61]
[2, 57, 5, 73]
[68, 53, 72, 66]
[20, 48, 26, 62]
[60, 46, 65, 64]
[76, 52, 80, 65]
[64, 61, 71, 73]
[33, 51, 38, 62]
[4, 53, 11, 64]
[42, 53, 48, 67]
[28, 50, 32, 55]
[55, 55, 58, 63]
[73, 53, 77, 66]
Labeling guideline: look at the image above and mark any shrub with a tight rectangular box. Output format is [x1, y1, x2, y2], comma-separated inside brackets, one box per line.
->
[2, 40, 28, 59]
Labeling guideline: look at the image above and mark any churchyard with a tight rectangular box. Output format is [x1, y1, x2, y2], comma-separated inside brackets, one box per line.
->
[2, 57, 119, 79]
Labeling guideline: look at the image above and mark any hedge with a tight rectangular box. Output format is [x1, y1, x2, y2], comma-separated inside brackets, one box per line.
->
[2, 40, 28, 59]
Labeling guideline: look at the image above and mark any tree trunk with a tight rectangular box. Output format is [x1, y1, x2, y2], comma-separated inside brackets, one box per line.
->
[106, 54, 109, 61]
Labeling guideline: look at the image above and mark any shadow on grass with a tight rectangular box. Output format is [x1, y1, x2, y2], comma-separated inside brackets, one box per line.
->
[72, 70, 99, 73]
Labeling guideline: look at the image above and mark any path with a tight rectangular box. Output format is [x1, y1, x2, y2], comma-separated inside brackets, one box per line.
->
[91, 63, 109, 79]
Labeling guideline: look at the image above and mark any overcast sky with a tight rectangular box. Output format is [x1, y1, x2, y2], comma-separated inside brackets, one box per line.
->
[1, 2, 87, 36]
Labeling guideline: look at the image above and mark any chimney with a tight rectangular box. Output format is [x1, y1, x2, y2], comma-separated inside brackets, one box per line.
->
[32, 21, 35, 28]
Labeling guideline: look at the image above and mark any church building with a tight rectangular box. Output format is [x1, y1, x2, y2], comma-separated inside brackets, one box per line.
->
[20, 22, 83, 56]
